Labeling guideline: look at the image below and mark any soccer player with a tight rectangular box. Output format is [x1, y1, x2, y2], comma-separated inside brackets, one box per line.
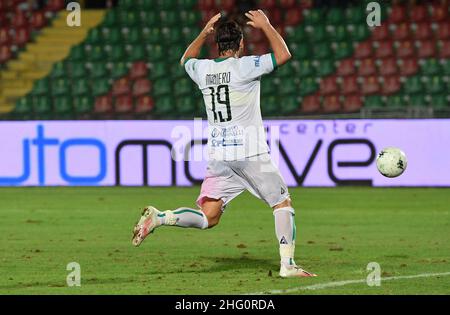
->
[132, 10, 316, 278]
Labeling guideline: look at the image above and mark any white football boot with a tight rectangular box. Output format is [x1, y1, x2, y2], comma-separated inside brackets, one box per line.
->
[279, 264, 317, 278]
[278, 244, 317, 277]
[132, 206, 161, 247]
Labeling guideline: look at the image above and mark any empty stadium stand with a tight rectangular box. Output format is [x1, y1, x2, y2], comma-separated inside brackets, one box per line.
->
[0, 0, 449, 120]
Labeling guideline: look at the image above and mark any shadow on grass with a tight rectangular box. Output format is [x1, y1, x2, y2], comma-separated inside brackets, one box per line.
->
[139, 255, 278, 275]
[0, 256, 279, 291]
[201, 256, 279, 273]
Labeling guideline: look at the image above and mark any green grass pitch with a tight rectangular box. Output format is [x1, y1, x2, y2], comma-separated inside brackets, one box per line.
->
[0, 187, 449, 295]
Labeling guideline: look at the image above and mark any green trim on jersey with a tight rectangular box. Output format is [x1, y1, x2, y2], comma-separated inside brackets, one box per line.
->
[270, 53, 277, 69]
[183, 57, 193, 66]
[214, 57, 232, 62]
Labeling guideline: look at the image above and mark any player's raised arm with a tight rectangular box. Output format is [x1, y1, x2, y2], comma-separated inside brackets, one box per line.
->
[180, 13, 221, 66]
[245, 9, 292, 66]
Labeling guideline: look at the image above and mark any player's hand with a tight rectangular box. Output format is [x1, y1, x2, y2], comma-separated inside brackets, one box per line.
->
[201, 13, 221, 37]
[245, 9, 271, 29]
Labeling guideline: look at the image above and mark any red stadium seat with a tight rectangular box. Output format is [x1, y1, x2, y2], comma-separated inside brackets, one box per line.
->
[285, 9, 303, 26]
[198, 0, 216, 10]
[319, 77, 338, 95]
[389, 5, 407, 24]
[268, 8, 283, 25]
[372, 23, 390, 41]
[336, 58, 356, 76]
[4, 0, 18, 8]
[246, 28, 265, 43]
[410, 5, 428, 23]
[13, 0, 24, 8]
[391, 23, 411, 41]
[378, 58, 397, 77]
[12, 27, 30, 47]
[219, 0, 235, 11]
[259, 0, 277, 9]
[132, 78, 152, 97]
[439, 40, 450, 59]
[46, 0, 65, 11]
[395, 40, 414, 59]
[354, 41, 373, 59]
[374, 40, 394, 59]
[431, 4, 449, 22]
[413, 22, 432, 40]
[112, 77, 131, 96]
[135, 95, 154, 113]
[30, 11, 47, 30]
[129, 61, 148, 80]
[435, 22, 450, 40]
[0, 45, 12, 64]
[357, 58, 377, 77]
[1, 0, 17, 11]
[322, 95, 341, 113]
[416, 40, 436, 58]
[250, 42, 269, 55]
[301, 95, 321, 113]
[94, 95, 113, 113]
[342, 95, 362, 112]
[0, 27, 11, 46]
[11, 10, 27, 29]
[361, 76, 380, 95]
[381, 76, 401, 95]
[267, 8, 283, 26]
[0, 13, 7, 27]
[298, 1, 312, 9]
[115, 94, 134, 113]
[398, 58, 419, 76]
[279, 0, 297, 9]
[341, 76, 359, 95]
[201, 9, 217, 24]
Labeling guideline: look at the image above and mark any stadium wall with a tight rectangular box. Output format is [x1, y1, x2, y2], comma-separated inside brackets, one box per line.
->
[0, 119, 449, 187]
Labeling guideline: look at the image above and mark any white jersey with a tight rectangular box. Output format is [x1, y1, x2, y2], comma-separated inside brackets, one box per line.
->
[184, 53, 277, 161]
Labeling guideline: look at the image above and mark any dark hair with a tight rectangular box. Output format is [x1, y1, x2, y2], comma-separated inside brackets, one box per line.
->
[214, 19, 243, 55]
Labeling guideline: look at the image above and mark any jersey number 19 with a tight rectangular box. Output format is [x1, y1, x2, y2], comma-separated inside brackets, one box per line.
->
[208, 84, 231, 123]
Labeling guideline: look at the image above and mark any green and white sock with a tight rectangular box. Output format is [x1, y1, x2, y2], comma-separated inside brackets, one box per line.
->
[273, 207, 296, 266]
[158, 207, 208, 229]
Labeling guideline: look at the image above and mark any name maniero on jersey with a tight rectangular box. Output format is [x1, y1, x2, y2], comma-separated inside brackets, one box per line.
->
[184, 53, 277, 161]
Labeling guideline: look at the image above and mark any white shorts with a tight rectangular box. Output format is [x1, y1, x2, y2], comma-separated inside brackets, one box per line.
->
[196, 153, 289, 210]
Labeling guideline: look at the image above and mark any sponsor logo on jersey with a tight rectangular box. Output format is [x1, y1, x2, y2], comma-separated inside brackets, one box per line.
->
[211, 128, 220, 138]
[211, 138, 244, 147]
[254, 56, 261, 67]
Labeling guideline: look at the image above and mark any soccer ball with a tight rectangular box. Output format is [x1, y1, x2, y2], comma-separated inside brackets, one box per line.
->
[376, 147, 407, 178]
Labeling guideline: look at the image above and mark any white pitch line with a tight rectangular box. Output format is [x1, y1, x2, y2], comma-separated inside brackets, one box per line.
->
[247, 271, 450, 295]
